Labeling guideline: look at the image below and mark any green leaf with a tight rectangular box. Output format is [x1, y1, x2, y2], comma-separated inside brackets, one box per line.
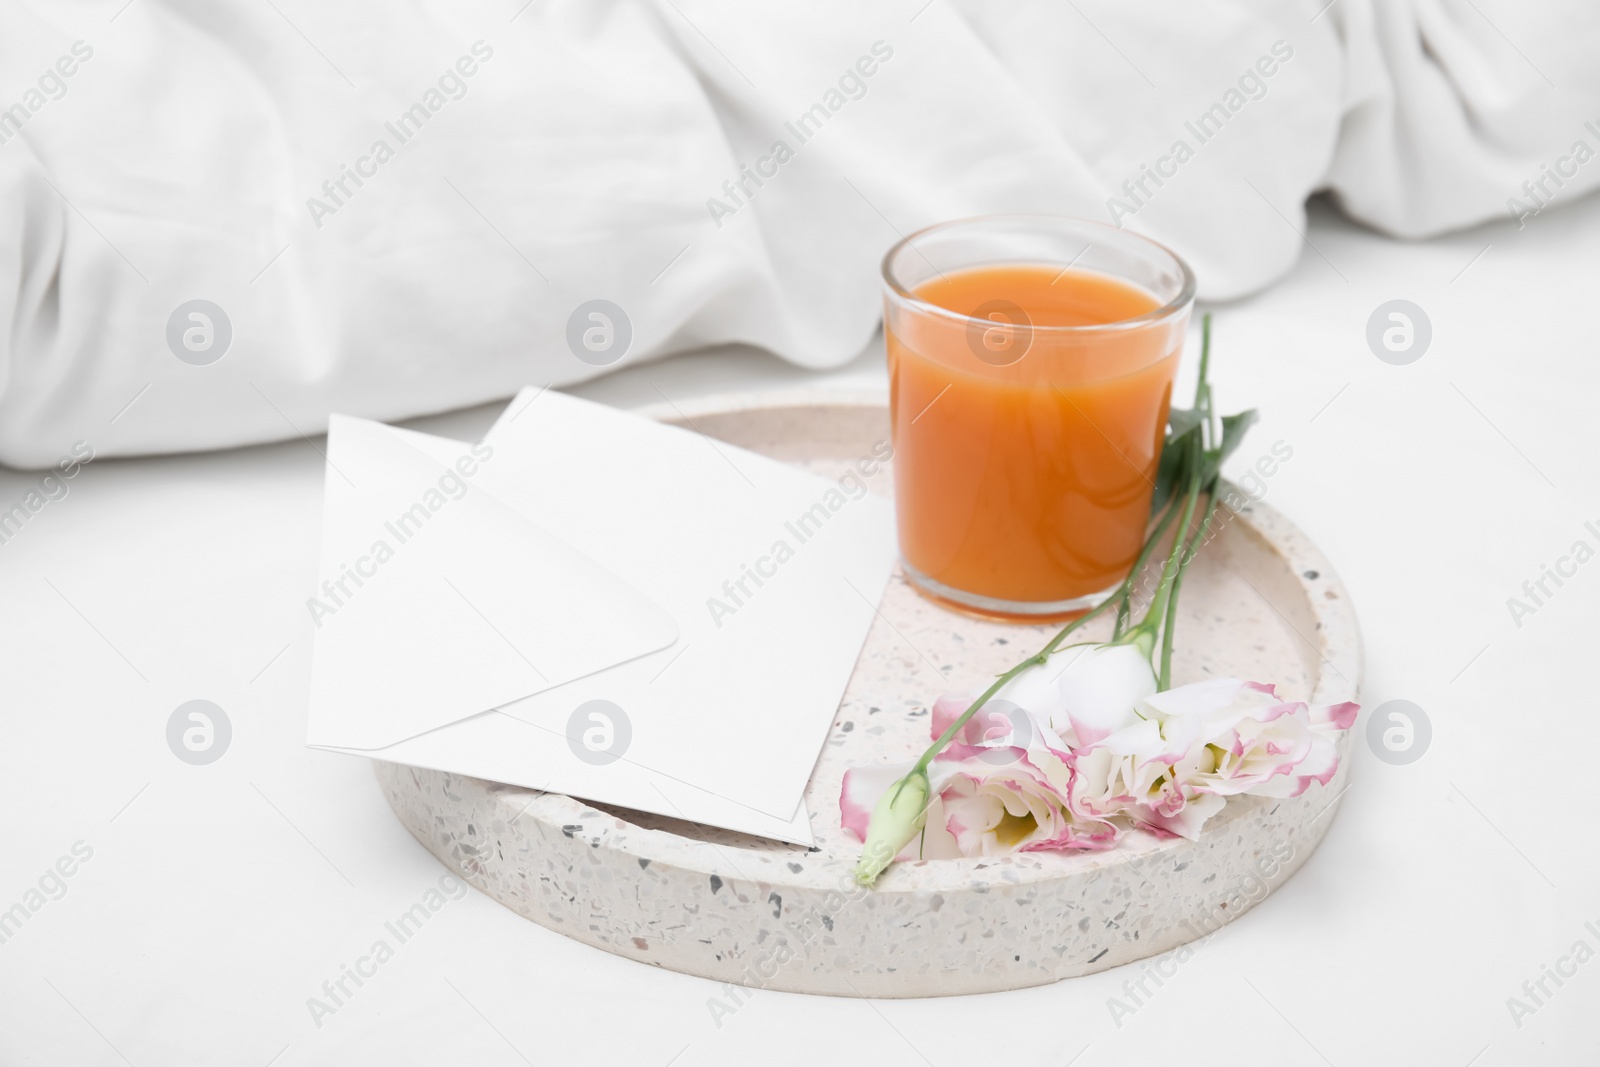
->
[1189, 408, 1259, 494]
[1167, 405, 1204, 439]
[1217, 409, 1258, 468]
[1150, 421, 1201, 518]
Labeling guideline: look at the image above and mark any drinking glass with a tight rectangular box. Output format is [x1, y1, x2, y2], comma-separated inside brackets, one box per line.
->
[882, 215, 1195, 620]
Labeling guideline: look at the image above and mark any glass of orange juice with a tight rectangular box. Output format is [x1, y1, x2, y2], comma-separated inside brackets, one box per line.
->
[882, 215, 1195, 621]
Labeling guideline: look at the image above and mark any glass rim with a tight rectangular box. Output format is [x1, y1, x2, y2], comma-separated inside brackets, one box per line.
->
[880, 214, 1197, 334]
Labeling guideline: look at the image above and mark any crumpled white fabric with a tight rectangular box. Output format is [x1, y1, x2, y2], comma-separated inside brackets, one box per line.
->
[0, 0, 1595, 466]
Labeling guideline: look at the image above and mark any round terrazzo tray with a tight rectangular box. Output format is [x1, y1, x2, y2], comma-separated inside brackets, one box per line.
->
[375, 390, 1362, 998]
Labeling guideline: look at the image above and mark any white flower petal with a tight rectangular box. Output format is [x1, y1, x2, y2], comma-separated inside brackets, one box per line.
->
[1053, 643, 1158, 744]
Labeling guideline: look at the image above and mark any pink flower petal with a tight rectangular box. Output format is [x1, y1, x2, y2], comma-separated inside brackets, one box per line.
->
[1315, 700, 1360, 730]
[839, 763, 912, 842]
[929, 691, 975, 742]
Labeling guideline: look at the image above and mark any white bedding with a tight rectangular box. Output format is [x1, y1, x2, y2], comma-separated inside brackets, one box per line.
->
[0, 0, 1595, 466]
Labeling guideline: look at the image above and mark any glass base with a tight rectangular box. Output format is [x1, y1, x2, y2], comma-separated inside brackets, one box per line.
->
[900, 559, 1121, 624]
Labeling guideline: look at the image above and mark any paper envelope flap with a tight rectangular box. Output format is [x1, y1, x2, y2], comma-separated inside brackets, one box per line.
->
[305, 416, 679, 750]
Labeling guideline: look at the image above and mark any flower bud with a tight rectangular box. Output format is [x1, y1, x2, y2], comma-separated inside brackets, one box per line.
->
[852, 768, 930, 886]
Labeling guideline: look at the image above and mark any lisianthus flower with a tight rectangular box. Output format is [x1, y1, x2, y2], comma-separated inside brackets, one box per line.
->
[1131, 679, 1356, 798]
[1067, 678, 1358, 839]
[841, 709, 1120, 869]
[1068, 738, 1227, 840]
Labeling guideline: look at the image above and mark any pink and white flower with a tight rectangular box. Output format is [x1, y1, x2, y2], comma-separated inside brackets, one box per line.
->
[1066, 678, 1358, 839]
[842, 709, 1120, 867]
[1137, 678, 1357, 799]
[846, 671, 1358, 875]
[1067, 734, 1228, 841]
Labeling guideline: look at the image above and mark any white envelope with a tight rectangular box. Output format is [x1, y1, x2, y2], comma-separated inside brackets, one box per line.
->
[305, 389, 897, 845]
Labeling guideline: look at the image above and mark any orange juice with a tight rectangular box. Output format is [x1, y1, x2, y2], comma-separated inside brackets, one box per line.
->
[886, 263, 1181, 616]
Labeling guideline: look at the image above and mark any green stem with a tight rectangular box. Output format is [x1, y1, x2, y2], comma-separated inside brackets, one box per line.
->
[1130, 439, 1201, 643]
[1113, 501, 1181, 640]
[1158, 495, 1217, 689]
[1197, 313, 1216, 450]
